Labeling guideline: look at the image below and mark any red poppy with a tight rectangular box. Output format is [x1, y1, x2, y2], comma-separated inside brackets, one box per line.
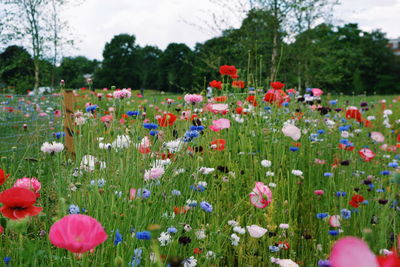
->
[352, 194, 364, 203]
[211, 139, 226, 151]
[377, 251, 400, 267]
[173, 206, 189, 214]
[232, 80, 245, 89]
[278, 241, 290, 250]
[193, 248, 203, 255]
[209, 80, 222, 90]
[213, 96, 228, 102]
[0, 187, 42, 220]
[121, 114, 129, 119]
[0, 169, 10, 186]
[219, 65, 237, 78]
[345, 108, 362, 122]
[157, 113, 177, 127]
[236, 106, 244, 114]
[246, 95, 258, 106]
[270, 82, 285, 90]
[349, 200, 360, 208]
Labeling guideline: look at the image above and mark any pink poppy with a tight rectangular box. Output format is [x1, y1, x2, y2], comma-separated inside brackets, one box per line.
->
[329, 215, 341, 227]
[184, 94, 203, 104]
[205, 103, 229, 115]
[282, 124, 301, 141]
[329, 236, 400, 267]
[13, 177, 41, 198]
[370, 132, 385, 143]
[246, 225, 268, 238]
[359, 148, 376, 162]
[49, 214, 108, 253]
[209, 118, 230, 132]
[314, 190, 325, 195]
[249, 182, 272, 208]
[311, 88, 323, 96]
[100, 115, 113, 123]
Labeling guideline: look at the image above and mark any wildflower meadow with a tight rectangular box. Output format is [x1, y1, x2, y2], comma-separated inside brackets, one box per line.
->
[0, 67, 399, 267]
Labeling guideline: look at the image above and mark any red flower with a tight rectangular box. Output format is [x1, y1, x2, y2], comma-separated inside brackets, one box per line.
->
[377, 250, 400, 267]
[345, 107, 362, 122]
[0, 187, 42, 220]
[157, 113, 177, 127]
[352, 194, 364, 203]
[0, 169, 10, 186]
[209, 80, 222, 90]
[213, 96, 228, 102]
[193, 248, 203, 255]
[211, 139, 226, 151]
[246, 95, 258, 106]
[173, 206, 189, 214]
[349, 200, 359, 208]
[235, 106, 243, 114]
[270, 82, 285, 90]
[232, 80, 245, 89]
[219, 65, 237, 78]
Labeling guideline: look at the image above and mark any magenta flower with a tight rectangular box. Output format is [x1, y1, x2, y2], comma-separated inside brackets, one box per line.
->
[249, 182, 272, 208]
[49, 214, 108, 253]
[184, 94, 203, 104]
[209, 118, 230, 132]
[13, 177, 41, 198]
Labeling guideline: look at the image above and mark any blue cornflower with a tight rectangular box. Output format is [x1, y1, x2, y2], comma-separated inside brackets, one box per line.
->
[4, 257, 11, 265]
[264, 107, 271, 110]
[200, 201, 213, 212]
[317, 129, 325, 134]
[85, 105, 98, 112]
[282, 102, 289, 107]
[328, 100, 337, 105]
[137, 189, 151, 199]
[341, 209, 351, 219]
[149, 130, 158, 136]
[68, 204, 80, 214]
[269, 245, 280, 252]
[339, 139, 350, 145]
[136, 231, 151, 240]
[190, 125, 204, 131]
[167, 227, 178, 234]
[129, 248, 142, 267]
[335, 191, 347, 197]
[380, 170, 390, 175]
[324, 172, 333, 177]
[316, 213, 329, 219]
[338, 125, 350, 131]
[318, 259, 331, 267]
[185, 130, 199, 139]
[53, 132, 66, 139]
[376, 188, 385, 193]
[290, 147, 299, 152]
[126, 111, 140, 116]
[328, 230, 339, 236]
[143, 123, 158, 130]
[388, 162, 398, 168]
[114, 229, 123, 245]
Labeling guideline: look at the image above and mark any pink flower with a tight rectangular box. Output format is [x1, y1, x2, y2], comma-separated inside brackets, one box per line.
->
[184, 94, 203, 104]
[54, 110, 61, 117]
[282, 124, 301, 141]
[13, 177, 41, 197]
[113, 89, 132, 99]
[144, 167, 165, 181]
[100, 115, 113, 123]
[249, 182, 272, 208]
[205, 103, 229, 114]
[314, 190, 324, 195]
[329, 215, 341, 227]
[209, 118, 230, 132]
[49, 214, 107, 254]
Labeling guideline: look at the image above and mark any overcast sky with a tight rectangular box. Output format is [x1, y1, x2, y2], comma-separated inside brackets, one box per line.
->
[62, 0, 400, 60]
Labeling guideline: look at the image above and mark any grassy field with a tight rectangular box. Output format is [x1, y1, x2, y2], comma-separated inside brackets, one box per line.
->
[0, 89, 399, 266]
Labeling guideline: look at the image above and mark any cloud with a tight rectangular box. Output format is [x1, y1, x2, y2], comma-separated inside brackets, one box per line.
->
[61, 0, 400, 60]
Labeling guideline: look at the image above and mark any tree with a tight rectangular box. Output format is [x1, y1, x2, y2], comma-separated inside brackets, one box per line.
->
[94, 34, 140, 88]
[136, 46, 162, 89]
[157, 43, 194, 92]
[0, 45, 35, 93]
[0, 0, 79, 93]
[59, 56, 98, 88]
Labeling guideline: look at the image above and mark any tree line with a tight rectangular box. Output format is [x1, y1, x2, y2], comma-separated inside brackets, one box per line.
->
[1, 7, 400, 95]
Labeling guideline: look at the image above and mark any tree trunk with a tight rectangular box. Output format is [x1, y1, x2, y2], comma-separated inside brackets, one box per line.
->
[34, 58, 40, 94]
[269, 31, 278, 82]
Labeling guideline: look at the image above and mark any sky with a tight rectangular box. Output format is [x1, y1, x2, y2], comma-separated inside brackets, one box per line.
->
[61, 0, 400, 60]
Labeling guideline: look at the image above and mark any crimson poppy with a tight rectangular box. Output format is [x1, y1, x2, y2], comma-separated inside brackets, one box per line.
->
[0, 169, 9, 186]
[157, 113, 177, 127]
[345, 107, 362, 122]
[211, 139, 226, 151]
[213, 96, 228, 102]
[270, 82, 285, 90]
[209, 80, 222, 90]
[246, 95, 258, 106]
[0, 187, 42, 220]
[219, 65, 237, 78]
[232, 80, 245, 89]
